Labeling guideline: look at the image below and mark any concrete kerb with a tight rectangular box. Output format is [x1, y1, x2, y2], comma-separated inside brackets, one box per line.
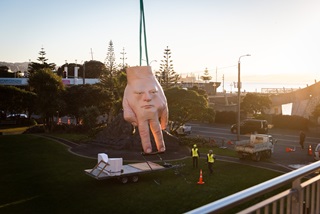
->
[36, 134, 191, 162]
[35, 134, 96, 160]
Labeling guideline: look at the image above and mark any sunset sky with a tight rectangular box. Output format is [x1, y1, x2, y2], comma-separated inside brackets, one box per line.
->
[1, 0, 319, 91]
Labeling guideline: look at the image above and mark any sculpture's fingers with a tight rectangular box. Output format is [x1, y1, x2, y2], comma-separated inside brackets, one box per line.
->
[122, 97, 138, 126]
[149, 119, 166, 152]
[138, 121, 152, 153]
[159, 106, 168, 130]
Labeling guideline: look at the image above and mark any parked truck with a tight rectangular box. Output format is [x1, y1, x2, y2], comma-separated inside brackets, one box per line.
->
[235, 134, 276, 161]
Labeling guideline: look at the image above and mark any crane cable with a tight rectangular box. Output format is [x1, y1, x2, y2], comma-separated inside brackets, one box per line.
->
[139, 0, 149, 66]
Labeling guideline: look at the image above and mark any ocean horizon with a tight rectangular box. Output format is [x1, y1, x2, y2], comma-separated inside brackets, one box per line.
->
[221, 81, 312, 93]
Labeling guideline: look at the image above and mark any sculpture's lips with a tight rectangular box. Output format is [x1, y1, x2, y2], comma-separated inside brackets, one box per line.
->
[142, 105, 154, 109]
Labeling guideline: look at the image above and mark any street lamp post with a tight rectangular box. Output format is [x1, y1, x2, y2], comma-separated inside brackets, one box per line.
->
[142, 59, 157, 66]
[149, 60, 157, 65]
[83, 62, 85, 85]
[237, 54, 251, 141]
[81, 60, 86, 85]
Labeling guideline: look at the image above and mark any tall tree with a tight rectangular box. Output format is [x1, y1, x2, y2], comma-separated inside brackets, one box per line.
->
[200, 67, 212, 83]
[104, 40, 117, 77]
[120, 47, 127, 69]
[156, 46, 179, 89]
[28, 68, 64, 129]
[165, 87, 214, 132]
[79, 106, 101, 132]
[0, 85, 36, 116]
[61, 84, 113, 123]
[98, 66, 127, 123]
[80, 60, 105, 78]
[28, 47, 56, 74]
[99, 40, 126, 123]
[241, 93, 271, 115]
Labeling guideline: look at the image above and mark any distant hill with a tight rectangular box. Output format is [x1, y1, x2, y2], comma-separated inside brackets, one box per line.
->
[0, 62, 29, 72]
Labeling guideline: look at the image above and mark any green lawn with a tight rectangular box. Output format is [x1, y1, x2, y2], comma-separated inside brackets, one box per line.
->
[0, 134, 282, 214]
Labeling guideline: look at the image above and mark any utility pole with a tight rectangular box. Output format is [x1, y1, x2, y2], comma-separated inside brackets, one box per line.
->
[216, 66, 218, 82]
[222, 74, 225, 92]
[90, 48, 94, 60]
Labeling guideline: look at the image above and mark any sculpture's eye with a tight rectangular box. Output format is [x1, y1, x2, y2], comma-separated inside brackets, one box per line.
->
[150, 89, 158, 94]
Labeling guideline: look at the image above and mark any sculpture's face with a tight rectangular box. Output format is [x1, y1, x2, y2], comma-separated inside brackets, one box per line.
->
[131, 80, 160, 112]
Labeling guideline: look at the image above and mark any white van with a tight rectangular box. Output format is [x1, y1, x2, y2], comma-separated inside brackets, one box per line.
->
[314, 143, 320, 161]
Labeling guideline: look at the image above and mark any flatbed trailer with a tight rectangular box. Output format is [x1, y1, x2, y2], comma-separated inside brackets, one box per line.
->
[84, 153, 180, 184]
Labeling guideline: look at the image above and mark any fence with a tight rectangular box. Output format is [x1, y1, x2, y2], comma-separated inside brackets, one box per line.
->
[187, 161, 320, 214]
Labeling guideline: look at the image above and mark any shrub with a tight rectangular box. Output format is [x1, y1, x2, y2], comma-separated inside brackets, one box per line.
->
[179, 136, 217, 148]
[215, 111, 236, 124]
[272, 115, 310, 130]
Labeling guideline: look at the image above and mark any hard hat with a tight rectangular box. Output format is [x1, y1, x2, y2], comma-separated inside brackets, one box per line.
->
[209, 150, 213, 153]
[193, 144, 197, 147]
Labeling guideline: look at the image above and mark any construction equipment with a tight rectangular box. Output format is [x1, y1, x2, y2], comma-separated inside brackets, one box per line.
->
[235, 134, 277, 161]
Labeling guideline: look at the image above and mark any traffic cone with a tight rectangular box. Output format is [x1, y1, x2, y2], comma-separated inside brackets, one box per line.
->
[197, 169, 205, 184]
[227, 140, 233, 145]
[286, 147, 295, 152]
[286, 147, 292, 152]
[308, 145, 312, 156]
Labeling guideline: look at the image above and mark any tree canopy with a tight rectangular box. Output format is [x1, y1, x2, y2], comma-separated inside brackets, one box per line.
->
[0, 85, 36, 116]
[241, 93, 271, 115]
[28, 68, 64, 127]
[56, 60, 105, 79]
[28, 47, 56, 74]
[61, 84, 114, 122]
[165, 87, 214, 132]
[98, 66, 127, 123]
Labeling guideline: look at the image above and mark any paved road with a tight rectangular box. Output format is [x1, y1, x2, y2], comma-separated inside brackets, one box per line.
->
[188, 122, 319, 172]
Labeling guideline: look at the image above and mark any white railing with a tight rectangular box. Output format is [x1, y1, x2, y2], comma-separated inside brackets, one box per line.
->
[186, 161, 320, 214]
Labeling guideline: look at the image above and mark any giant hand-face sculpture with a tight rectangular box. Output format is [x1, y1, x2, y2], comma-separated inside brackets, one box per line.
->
[122, 66, 168, 154]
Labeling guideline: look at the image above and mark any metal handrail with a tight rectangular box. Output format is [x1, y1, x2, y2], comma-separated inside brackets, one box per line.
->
[186, 161, 320, 214]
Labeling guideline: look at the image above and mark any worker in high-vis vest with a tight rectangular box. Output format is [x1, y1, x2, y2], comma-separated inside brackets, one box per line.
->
[207, 150, 215, 174]
[191, 144, 200, 168]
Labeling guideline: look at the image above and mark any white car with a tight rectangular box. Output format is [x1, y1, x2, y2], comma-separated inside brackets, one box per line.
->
[314, 143, 320, 161]
[7, 114, 28, 119]
[176, 125, 192, 135]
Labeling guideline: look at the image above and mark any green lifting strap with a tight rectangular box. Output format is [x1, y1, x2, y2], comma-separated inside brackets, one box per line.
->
[139, 0, 149, 66]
